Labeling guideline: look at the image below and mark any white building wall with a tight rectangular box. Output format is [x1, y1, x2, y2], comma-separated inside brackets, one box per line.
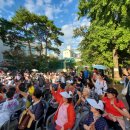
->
[63, 49, 72, 58]
[0, 40, 9, 61]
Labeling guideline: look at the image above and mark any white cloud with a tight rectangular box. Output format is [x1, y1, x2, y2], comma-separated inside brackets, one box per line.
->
[36, 0, 43, 6]
[24, 0, 35, 12]
[24, 0, 63, 20]
[61, 24, 74, 43]
[7, 0, 14, 6]
[61, 16, 90, 50]
[66, 0, 73, 4]
[0, 0, 14, 9]
[62, 0, 73, 6]
[44, 6, 53, 19]
[44, 0, 51, 4]
[44, 5, 63, 19]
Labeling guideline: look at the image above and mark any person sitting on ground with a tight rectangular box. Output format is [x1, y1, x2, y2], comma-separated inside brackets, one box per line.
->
[102, 88, 130, 130]
[83, 98, 108, 130]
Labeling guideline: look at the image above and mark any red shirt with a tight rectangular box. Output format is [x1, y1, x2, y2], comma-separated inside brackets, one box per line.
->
[102, 97, 126, 117]
[54, 101, 76, 130]
[51, 89, 65, 104]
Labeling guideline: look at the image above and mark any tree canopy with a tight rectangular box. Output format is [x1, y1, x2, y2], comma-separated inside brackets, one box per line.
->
[75, 0, 130, 78]
[0, 7, 64, 71]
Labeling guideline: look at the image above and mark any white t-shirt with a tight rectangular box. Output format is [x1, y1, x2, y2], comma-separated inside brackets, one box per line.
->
[60, 76, 65, 83]
[1, 98, 19, 113]
[0, 99, 19, 127]
[95, 79, 107, 95]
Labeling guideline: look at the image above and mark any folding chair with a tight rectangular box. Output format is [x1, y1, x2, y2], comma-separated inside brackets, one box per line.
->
[72, 111, 89, 130]
[35, 114, 45, 130]
[46, 112, 56, 130]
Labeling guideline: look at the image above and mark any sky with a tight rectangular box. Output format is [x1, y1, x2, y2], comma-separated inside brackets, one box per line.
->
[0, 0, 90, 51]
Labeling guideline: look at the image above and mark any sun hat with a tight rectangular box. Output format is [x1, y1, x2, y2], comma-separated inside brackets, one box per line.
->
[106, 88, 118, 96]
[66, 80, 73, 84]
[87, 98, 104, 111]
[60, 91, 73, 98]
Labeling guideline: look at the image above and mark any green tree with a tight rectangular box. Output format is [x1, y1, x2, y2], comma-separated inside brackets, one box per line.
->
[76, 0, 130, 79]
[0, 18, 23, 47]
[11, 7, 35, 56]
[31, 15, 63, 56]
[0, 7, 63, 71]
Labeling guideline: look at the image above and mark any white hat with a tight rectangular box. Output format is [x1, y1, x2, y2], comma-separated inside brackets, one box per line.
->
[87, 98, 104, 111]
[60, 91, 73, 98]
[66, 80, 73, 84]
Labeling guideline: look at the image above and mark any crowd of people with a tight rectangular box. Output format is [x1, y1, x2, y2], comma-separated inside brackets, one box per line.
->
[0, 67, 129, 130]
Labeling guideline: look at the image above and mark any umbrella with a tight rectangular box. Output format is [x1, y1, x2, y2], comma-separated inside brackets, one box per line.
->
[32, 69, 38, 72]
[92, 65, 107, 70]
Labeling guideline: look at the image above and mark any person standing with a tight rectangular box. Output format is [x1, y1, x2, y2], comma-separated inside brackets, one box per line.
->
[94, 73, 107, 97]
[83, 67, 89, 83]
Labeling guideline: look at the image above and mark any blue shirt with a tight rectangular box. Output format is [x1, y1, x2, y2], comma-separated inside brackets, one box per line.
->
[84, 70, 89, 79]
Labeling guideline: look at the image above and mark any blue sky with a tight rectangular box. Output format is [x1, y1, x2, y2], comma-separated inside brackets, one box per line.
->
[0, 0, 90, 51]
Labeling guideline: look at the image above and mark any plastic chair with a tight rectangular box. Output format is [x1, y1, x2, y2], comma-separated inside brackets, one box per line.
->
[72, 111, 89, 130]
[41, 99, 49, 119]
[46, 112, 56, 130]
[34, 114, 45, 130]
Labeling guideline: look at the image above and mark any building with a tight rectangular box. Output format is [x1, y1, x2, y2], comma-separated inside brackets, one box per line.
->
[21, 42, 45, 56]
[63, 46, 76, 58]
[0, 40, 46, 62]
[63, 45, 81, 59]
[0, 40, 9, 62]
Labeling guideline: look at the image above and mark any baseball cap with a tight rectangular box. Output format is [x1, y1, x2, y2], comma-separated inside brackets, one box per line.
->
[87, 98, 104, 111]
[60, 91, 73, 98]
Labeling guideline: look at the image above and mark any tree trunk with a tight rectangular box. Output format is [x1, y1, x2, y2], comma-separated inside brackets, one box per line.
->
[28, 41, 32, 56]
[113, 48, 120, 80]
[39, 43, 42, 58]
[45, 40, 47, 56]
